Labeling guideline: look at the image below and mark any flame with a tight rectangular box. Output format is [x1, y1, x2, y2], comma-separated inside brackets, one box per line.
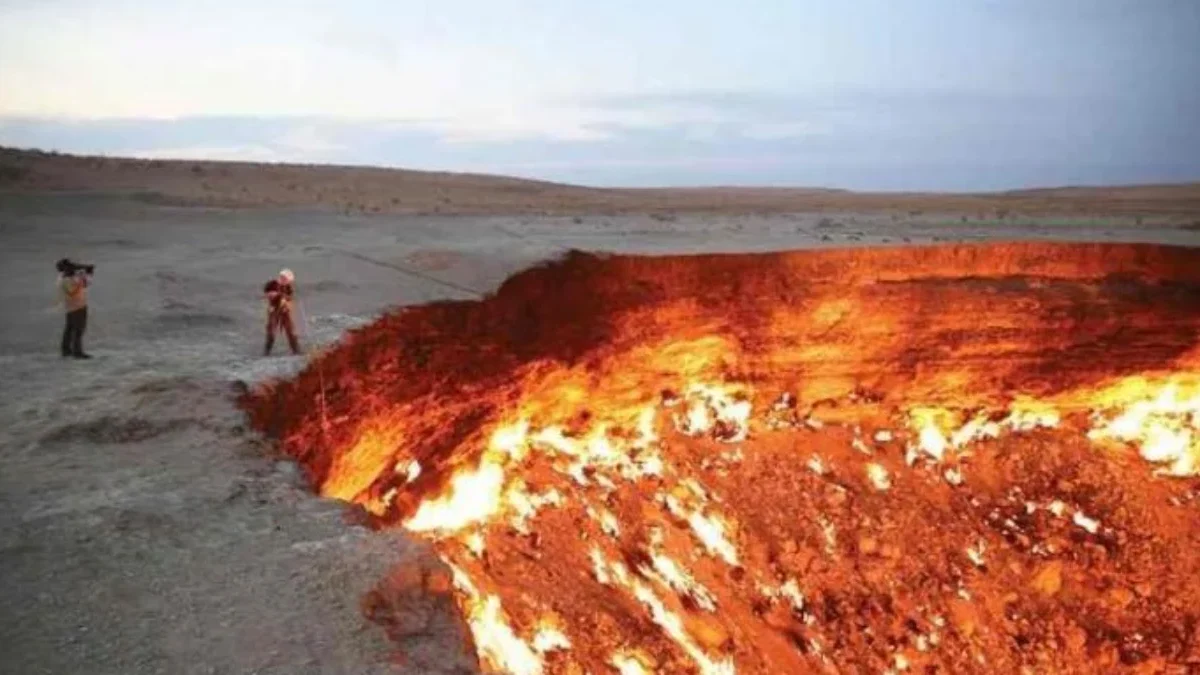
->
[646, 552, 717, 612]
[405, 459, 506, 533]
[686, 510, 740, 567]
[674, 384, 752, 442]
[466, 595, 543, 675]
[611, 652, 652, 675]
[324, 426, 405, 501]
[1072, 510, 1101, 534]
[531, 622, 571, 655]
[628, 577, 735, 675]
[1086, 378, 1200, 476]
[1002, 398, 1061, 431]
[778, 579, 806, 613]
[866, 463, 891, 491]
[397, 459, 422, 483]
[909, 408, 952, 461]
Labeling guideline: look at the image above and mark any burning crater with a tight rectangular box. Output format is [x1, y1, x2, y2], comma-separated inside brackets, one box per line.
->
[243, 243, 1200, 674]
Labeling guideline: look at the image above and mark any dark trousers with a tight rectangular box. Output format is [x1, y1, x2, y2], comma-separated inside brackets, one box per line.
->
[61, 307, 87, 356]
[265, 309, 300, 355]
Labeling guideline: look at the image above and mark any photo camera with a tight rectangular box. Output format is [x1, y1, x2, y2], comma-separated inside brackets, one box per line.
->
[56, 258, 95, 276]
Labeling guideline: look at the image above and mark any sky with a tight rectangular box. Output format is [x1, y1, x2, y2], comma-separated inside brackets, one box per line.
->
[1, 0, 1198, 190]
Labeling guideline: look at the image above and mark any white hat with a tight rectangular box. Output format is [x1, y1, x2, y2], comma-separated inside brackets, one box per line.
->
[279, 268, 295, 283]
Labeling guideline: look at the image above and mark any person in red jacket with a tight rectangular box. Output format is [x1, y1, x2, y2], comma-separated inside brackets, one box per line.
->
[263, 268, 301, 355]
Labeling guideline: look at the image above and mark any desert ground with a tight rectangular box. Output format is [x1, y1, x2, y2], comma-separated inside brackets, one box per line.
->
[0, 150, 1198, 674]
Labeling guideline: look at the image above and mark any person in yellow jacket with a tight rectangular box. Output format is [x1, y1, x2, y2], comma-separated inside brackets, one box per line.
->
[56, 258, 93, 359]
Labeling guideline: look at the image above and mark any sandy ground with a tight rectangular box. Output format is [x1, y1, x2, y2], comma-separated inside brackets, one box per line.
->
[0, 187, 1197, 675]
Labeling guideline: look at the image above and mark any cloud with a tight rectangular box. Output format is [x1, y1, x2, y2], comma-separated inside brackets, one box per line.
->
[128, 145, 287, 162]
[739, 121, 824, 141]
[2, 81, 1198, 190]
[274, 124, 346, 156]
[419, 117, 612, 144]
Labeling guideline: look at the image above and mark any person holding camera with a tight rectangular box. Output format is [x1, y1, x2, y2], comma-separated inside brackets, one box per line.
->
[56, 258, 94, 359]
[263, 268, 301, 356]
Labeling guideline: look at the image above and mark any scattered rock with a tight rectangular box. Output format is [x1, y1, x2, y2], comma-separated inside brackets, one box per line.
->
[1029, 561, 1063, 596]
[684, 614, 730, 651]
[948, 599, 980, 637]
[858, 536, 878, 556]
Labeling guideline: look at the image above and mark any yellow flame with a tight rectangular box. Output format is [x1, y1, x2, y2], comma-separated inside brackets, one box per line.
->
[463, 532, 486, 557]
[779, 579, 806, 612]
[467, 596, 544, 675]
[611, 652, 652, 675]
[909, 408, 951, 460]
[492, 420, 531, 461]
[531, 622, 571, 655]
[866, 463, 891, 491]
[405, 459, 505, 533]
[688, 510, 740, 566]
[629, 580, 736, 675]
[908, 400, 1062, 464]
[323, 426, 404, 501]
[645, 551, 718, 612]
[1003, 398, 1060, 431]
[592, 548, 735, 675]
[674, 384, 752, 442]
[505, 482, 564, 535]
[1087, 379, 1200, 476]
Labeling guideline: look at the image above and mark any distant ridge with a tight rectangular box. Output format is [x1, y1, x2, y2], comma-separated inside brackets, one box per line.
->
[3, 146, 1199, 217]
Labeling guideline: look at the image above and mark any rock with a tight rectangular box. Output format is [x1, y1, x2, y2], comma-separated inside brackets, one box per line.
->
[425, 568, 453, 595]
[1029, 561, 1063, 596]
[863, 566, 888, 585]
[684, 615, 730, 651]
[786, 548, 817, 574]
[858, 536, 878, 556]
[948, 599, 979, 637]
[388, 566, 424, 592]
[1133, 657, 1167, 674]
[1107, 586, 1134, 609]
[1064, 624, 1087, 653]
[762, 607, 796, 631]
[1044, 537, 1069, 554]
[274, 460, 301, 480]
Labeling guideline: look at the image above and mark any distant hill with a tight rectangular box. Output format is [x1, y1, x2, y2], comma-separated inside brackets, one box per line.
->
[3, 146, 1199, 218]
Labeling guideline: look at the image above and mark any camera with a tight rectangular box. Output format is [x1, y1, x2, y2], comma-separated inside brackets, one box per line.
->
[56, 258, 95, 276]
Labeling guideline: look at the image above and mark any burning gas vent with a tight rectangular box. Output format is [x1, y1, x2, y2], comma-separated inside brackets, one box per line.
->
[243, 243, 1200, 674]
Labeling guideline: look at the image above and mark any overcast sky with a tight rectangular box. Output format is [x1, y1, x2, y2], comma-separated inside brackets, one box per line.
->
[1, 0, 1198, 189]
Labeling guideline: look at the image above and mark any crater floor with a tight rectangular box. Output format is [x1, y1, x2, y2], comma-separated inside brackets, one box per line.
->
[246, 243, 1200, 674]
